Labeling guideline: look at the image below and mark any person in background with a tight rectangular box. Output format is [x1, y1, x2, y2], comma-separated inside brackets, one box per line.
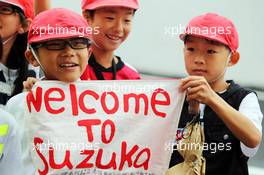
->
[34, 0, 50, 15]
[80, 0, 140, 80]
[0, 0, 38, 106]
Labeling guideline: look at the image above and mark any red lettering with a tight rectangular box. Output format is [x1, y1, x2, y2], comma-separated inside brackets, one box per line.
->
[78, 119, 101, 142]
[101, 92, 119, 114]
[151, 88, 170, 118]
[27, 87, 42, 113]
[49, 147, 73, 169]
[76, 150, 94, 169]
[33, 137, 48, 175]
[119, 142, 139, 171]
[101, 119, 115, 144]
[96, 149, 117, 169]
[79, 90, 99, 114]
[124, 93, 149, 115]
[134, 148, 151, 170]
[28, 84, 171, 118]
[69, 84, 78, 116]
[33, 138, 152, 172]
[44, 88, 65, 114]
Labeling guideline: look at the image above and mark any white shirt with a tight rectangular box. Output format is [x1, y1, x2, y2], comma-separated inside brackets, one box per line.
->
[0, 63, 18, 97]
[0, 108, 23, 175]
[5, 92, 35, 175]
[199, 92, 263, 157]
[239, 93, 263, 157]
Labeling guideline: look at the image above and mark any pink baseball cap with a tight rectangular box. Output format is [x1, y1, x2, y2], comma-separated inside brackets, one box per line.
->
[28, 8, 92, 44]
[180, 13, 239, 52]
[81, 0, 139, 10]
[0, 0, 34, 19]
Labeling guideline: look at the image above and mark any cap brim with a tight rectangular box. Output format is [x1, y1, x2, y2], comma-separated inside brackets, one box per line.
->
[179, 32, 230, 48]
[0, 0, 24, 11]
[29, 33, 90, 44]
[83, 2, 138, 10]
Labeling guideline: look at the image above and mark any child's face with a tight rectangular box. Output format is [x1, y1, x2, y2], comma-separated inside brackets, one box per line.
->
[184, 36, 231, 84]
[33, 38, 90, 82]
[0, 2, 24, 40]
[87, 7, 134, 52]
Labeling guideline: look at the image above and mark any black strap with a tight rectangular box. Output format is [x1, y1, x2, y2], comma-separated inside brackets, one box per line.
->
[112, 58, 116, 80]
[0, 36, 3, 59]
[89, 54, 117, 80]
[0, 70, 6, 82]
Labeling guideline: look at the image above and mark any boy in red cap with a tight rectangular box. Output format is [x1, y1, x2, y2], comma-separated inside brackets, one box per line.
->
[25, 8, 91, 83]
[80, 0, 140, 80]
[0, 0, 38, 106]
[23, 0, 140, 90]
[169, 13, 263, 175]
[6, 8, 92, 174]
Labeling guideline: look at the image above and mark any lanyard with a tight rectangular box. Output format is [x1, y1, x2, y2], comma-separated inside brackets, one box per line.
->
[89, 54, 117, 80]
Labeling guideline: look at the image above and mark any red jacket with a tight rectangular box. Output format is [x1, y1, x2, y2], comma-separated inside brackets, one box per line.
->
[81, 55, 140, 80]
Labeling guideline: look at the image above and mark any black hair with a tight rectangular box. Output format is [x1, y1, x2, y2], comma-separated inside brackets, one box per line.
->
[3, 9, 30, 97]
[86, 10, 95, 18]
[184, 35, 231, 52]
[6, 33, 29, 97]
[85, 8, 137, 19]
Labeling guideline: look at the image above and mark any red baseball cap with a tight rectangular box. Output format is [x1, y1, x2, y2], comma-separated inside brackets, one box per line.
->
[0, 0, 34, 19]
[180, 13, 239, 52]
[81, 0, 139, 10]
[28, 8, 92, 44]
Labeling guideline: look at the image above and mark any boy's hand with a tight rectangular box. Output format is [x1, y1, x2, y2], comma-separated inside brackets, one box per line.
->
[23, 77, 38, 91]
[180, 76, 216, 105]
[180, 76, 262, 148]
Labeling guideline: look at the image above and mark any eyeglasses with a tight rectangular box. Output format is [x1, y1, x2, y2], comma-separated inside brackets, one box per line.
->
[33, 38, 92, 50]
[0, 5, 20, 15]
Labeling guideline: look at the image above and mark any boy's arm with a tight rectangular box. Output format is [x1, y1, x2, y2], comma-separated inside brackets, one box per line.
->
[239, 93, 263, 156]
[180, 76, 262, 148]
[208, 91, 261, 148]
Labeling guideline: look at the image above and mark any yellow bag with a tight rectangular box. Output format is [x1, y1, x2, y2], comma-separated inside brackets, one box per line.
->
[166, 119, 206, 175]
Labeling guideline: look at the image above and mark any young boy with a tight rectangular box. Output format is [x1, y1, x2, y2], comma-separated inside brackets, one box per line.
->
[23, 0, 140, 90]
[81, 0, 141, 80]
[169, 13, 263, 175]
[6, 8, 92, 174]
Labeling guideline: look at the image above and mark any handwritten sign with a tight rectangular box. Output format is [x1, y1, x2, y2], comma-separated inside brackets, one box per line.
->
[26, 80, 185, 175]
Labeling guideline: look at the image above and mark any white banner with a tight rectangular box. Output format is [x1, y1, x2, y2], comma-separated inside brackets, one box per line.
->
[26, 80, 185, 175]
